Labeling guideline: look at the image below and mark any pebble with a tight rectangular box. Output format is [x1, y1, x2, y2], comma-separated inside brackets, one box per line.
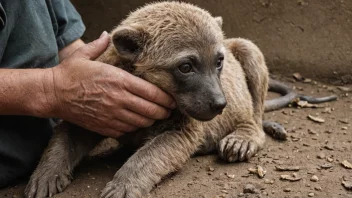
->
[308, 192, 315, 197]
[243, 184, 257, 194]
[264, 179, 274, 184]
[310, 175, 319, 182]
[283, 188, 291, 192]
[317, 152, 326, 159]
[314, 186, 322, 191]
[324, 144, 334, 150]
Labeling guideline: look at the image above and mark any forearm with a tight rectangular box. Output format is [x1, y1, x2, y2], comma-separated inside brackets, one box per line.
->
[0, 68, 55, 117]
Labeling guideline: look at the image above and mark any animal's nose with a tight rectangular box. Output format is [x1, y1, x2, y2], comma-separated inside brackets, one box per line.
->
[209, 97, 227, 115]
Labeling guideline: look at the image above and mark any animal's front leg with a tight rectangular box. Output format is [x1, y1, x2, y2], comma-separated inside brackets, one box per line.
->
[218, 121, 265, 162]
[100, 129, 203, 198]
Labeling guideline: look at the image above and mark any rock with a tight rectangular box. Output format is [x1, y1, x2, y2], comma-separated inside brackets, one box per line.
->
[314, 186, 322, 191]
[308, 129, 317, 134]
[310, 175, 319, 182]
[293, 73, 303, 81]
[326, 157, 333, 162]
[283, 188, 291, 192]
[275, 165, 300, 171]
[280, 174, 302, 182]
[243, 184, 257, 194]
[320, 163, 333, 169]
[342, 180, 352, 191]
[337, 86, 351, 92]
[324, 143, 334, 150]
[317, 152, 326, 159]
[341, 160, 352, 169]
[264, 179, 274, 184]
[339, 119, 350, 124]
[308, 192, 315, 197]
[248, 165, 266, 178]
[225, 173, 235, 179]
[207, 166, 215, 172]
[307, 115, 325, 123]
[303, 78, 312, 83]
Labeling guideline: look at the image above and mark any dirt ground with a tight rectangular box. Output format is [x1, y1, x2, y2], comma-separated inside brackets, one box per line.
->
[0, 75, 351, 198]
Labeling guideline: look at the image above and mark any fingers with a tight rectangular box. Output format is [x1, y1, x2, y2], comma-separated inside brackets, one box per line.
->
[122, 72, 176, 109]
[123, 91, 170, 120]
[72, 31, 110, 60]
[116, 109, 155, 128]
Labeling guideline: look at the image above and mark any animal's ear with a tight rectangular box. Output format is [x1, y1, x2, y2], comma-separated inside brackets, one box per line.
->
[214, 16, 223, 28]
[111, 26, 147, 61]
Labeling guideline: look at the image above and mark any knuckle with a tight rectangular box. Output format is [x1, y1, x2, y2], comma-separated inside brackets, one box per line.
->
[144, 105, 158, 117]
[146, 87, 158, 101]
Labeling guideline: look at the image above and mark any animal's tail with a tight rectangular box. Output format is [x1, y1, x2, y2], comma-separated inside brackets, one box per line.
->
[264, 79, 337, 112]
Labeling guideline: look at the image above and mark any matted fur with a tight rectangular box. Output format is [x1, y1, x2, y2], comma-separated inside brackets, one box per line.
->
[25, 2, 269, 198]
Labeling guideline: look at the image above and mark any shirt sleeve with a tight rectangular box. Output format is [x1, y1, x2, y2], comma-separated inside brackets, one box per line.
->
[50, 0, 86, 50]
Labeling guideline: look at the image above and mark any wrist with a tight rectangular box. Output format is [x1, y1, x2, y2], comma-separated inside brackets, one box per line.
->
[30, 67, 60, 118]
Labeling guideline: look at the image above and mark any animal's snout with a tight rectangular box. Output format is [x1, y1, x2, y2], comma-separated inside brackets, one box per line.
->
[209, 96, 227, 115]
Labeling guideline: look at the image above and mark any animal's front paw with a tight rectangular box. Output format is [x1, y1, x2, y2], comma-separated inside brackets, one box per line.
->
[101, 180, 145, 198]
[25, 170, 72, 198]
[218, 133, 263, 162]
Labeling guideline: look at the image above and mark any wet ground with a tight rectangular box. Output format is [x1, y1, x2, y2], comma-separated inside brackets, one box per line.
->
[1, 75, 351, 198]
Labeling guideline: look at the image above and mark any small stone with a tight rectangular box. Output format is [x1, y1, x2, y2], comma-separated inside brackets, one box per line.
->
[243, 184, 257, 194]
[308, 192, 315, 197]
[342, 180, 352, 190]
[283, 188, 291, 192]
[280, 174, 302, 182]
[321, 163, 333, 169]
[341, 160, 352, 169]
[317, 152, 326, 159]
[339, 119, 350, 124]
[342, 127, 348, 130]
[207, 166, 215, 172]
[327, 157, 334, 162]
[220, 190, 228, 194]
[314, 186, 322, 191]
[307, 115, 325, 123]
[293, 73, 303, 81]
[275, 165, 300, 171]
[225, 173, 235, 179]
[308, 129, 317, 134]
[264, 179, 274, 184]
[324, 144, 334, 150]
[310, 175, 319, 182]
[238, 193, 245, 197]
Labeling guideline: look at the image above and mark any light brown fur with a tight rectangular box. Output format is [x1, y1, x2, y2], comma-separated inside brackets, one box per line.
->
[25, 2, 269, 198]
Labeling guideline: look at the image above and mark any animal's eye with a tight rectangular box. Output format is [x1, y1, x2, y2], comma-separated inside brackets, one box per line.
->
[178, 63, 193, 73]
[216, 57, 224, 70]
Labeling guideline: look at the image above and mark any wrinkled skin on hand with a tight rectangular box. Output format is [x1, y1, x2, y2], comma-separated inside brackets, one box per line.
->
[46, 33, 176, 137]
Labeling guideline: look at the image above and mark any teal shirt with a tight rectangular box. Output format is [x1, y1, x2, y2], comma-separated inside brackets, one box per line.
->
[0, 0, 85, 187]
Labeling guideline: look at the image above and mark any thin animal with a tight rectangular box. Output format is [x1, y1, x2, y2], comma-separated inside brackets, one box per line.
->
[25, 2, 336, 198]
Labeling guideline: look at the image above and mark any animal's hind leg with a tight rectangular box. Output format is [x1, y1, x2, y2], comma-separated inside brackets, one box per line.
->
[225, 38, 287, 140]
[225, 38, 268, 127]
[25, 121, 104, 198]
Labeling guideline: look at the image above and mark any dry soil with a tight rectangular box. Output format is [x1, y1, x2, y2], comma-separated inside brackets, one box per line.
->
[1, 75, 352, 198]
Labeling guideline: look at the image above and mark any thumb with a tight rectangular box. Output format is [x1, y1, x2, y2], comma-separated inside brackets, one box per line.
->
[72, 31, 110, 60]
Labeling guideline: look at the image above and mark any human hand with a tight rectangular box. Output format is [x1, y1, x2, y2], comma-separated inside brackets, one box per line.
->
[45, 32, 176, 138]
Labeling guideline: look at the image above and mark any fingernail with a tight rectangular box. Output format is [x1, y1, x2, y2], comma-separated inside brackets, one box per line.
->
[99, 31, 108, 38]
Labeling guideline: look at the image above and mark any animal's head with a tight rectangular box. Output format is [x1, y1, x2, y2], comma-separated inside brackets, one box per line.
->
[111, 2, 227, 121]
